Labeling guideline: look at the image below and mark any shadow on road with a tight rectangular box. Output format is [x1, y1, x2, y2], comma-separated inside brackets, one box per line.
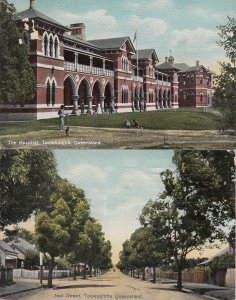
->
[53, 284, 115, 290]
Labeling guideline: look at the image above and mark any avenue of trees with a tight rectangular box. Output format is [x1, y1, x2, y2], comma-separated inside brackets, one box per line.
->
[0, 150, 112, 287]
[118, 150, 235, 291]
[213, 16, 236, 128]
[0, 0, 35, 105]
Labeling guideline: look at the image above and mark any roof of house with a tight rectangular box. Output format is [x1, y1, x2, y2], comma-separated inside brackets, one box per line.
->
[8, 238, 35, 254]
[0, 240, 18, 255]
[157, 61, 180, 70]
[198, 246, 235, 265]
[64, 34, 101, 49]
[132, 49, 158, 61]
[174, 63, 190, 72]
[14, 8, 69, 31]
[88, 36, 134, 51]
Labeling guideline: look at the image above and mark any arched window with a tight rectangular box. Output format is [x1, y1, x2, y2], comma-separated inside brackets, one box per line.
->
[200, 94, 203, 102]
[49, 36, 54, 57]
[44, 34, 48, 56]
[52, 81, 56, 105]
[46, 80, 51, 105]
[54, 37, 59, 58]
[149, 90, 154, 103]
[200, 76, 203, 84]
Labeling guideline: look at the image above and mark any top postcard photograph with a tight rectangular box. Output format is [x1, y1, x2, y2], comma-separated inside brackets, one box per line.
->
[0, 0, 235, 149]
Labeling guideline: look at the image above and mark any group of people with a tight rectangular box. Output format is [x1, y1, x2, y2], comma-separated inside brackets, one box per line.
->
[124, 119, 143, 129]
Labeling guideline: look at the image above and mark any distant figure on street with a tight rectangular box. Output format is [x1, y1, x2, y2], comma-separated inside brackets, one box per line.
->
[58, 105, 65, 130]
[133, 119, 143, 129]
[124, 119, 131, 128]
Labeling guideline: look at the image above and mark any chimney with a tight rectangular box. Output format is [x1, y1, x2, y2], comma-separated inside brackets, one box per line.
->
[29, 0, 36, 9]
[196, 60, 200, 66]
[69, 23, 86, 40]
[165, 57, 168, 62]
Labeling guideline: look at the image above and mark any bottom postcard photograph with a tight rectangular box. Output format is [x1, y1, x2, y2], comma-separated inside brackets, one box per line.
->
[0, 149, 235, 300]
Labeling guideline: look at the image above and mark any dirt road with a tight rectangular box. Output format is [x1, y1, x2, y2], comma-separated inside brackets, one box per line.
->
[12, 269, 205, 300]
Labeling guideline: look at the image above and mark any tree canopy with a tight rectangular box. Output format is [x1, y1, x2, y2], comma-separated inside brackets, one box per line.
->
[0, 0, 35, 104]
[213, 16, 236, 128]
[0, 150, 57, 229]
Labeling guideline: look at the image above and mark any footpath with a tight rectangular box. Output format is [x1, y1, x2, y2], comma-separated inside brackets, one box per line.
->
[0, 279, 42, 299]
[158, 279, 235, 300]
[0, 277, 235, 300]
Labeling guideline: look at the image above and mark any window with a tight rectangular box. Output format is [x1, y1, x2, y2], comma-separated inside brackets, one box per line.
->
[46, 81, 51, 105]
[122, 57, 129, 72]
[52, 81, 56, 105]
[149, 90, 154, 103]
[200, 76, 203, 85]
[44, 34, 48, 56]
[49, 36, 54, 57]
[149, 65, 154, 78]
[200, 94, 203, 102]
[46, 79, 56, 105]
[122, 86, 128, 103]
[54, 37, 59, 58]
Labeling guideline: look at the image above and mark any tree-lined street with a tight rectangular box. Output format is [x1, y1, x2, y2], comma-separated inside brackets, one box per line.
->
[13, 268, 205, 300]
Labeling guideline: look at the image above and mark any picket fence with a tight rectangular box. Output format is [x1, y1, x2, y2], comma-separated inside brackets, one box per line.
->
[13, 269, 71, 280]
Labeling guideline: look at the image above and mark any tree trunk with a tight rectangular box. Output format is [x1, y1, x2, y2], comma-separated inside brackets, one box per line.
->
[89, 266, 92, 278]
[73, 262, 76, 280]
[47, 257, 54, 288]
[177, 268, 182, 291]
[138, 268, 140, 278]
[83, 264, 87, 279]
[142, 267, 146, 281]
[153, 266, 156, 284]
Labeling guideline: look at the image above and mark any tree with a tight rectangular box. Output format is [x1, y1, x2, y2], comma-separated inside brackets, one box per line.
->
[35, 198, 71, 287]
[0, 0, 35, 105]
[0, 150, 57, 230]
[140, 150, 234, 292]
[24, 250, 40, 270]
[172, 150, 235, 221]
[52, 178, 91, 280]
[213, 17, 236, 128]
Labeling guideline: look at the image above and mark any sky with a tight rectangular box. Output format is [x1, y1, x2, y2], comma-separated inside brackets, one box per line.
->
[11, 0, 236, 73]
[54, 150, 175, 263]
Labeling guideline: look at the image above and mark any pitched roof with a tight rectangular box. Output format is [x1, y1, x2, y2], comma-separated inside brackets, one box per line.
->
[179, 65, 209, 73]
[8, 238, 35, 254]
[15, 8, 69, 31]
[157, 61, 180, 70]
[0, 240, 18, 254]
[132, 49, 158, 61]
[174, 63, 190, 72]
[64, 34, 100, 49]
[88, 36, 134, 51]
[198, 246, 234, 265]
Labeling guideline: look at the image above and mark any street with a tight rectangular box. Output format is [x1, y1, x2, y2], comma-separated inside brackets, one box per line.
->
[13, 269, 205, 300]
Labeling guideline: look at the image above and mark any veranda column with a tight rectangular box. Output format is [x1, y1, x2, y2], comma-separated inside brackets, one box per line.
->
[90, 56, 93, 73]
[75, 53, 78, 71]
[99, 96, 105, 113]
[87, 96, 93, 114]
[103, 59, 105, 75]
[72, 95, 79, 115]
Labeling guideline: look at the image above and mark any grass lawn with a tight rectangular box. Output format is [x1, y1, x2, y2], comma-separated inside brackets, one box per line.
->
[0, 109, 219, 136]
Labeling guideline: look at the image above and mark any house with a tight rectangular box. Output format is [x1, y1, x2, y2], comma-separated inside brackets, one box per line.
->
[158, 56, 213, 108]
[7, 237, 36, 268]
[0, 240, 18, 269]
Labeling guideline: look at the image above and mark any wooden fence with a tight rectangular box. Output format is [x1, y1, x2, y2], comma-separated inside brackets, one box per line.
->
[156, 270, 209, 283]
